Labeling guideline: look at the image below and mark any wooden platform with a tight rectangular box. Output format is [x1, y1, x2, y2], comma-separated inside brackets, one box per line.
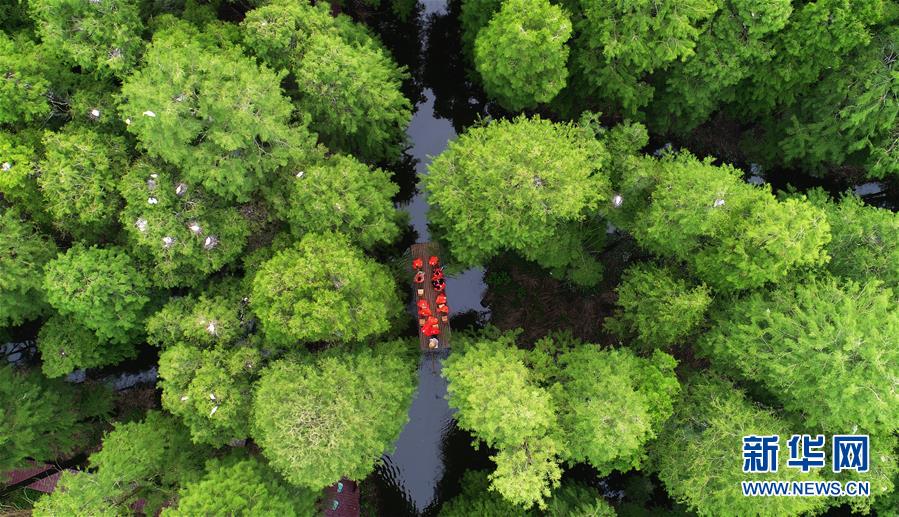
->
[323, 478, 360, 517]
[411, 243, 451, 350]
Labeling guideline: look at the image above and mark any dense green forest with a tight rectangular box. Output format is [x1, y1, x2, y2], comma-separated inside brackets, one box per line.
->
[1, 0, 898, 515]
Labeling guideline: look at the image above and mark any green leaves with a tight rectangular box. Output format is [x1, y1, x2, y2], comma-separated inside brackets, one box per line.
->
[607, 263, 711, 349]
[43, 245, 150, 345]
[474, 0, 573, 111]
[252, 345, 416, 490]
[426, 116, 610, 285]
[444, 331, 679, 509]
[164, 455, 318, 516]
[29, 0, 144, 78]
[119, 23, 315, 201]
[700, 277, 899, 434]
[629, 152, 831, 291]
[652, 376, 829, 517]
[0, 209, 56, 326]
[251, 232, 402, 346]
[280, 154, 400, 249]
[38, 127, 128, 238]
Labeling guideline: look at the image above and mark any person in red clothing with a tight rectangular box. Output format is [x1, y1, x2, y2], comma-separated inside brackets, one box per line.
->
[431, 267, 444, 282]
[412, 258, 423, 270]
[417, 299, 430, 310]
[436, 293, 447, 305]
[437, 303, 450, 322]
[428, 256, 439, 267]
[418, 304, 432, 318]
[432, 278, 446, 292]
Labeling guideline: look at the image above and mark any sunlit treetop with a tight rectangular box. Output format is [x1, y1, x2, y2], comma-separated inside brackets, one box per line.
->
[0, 209, 57, 326]
[119, 21, 317, 202]
[42, 245, 151, 345]
[29, 0, 144, 78]
[118, 160, 250, 288]
[37, 126, 128, 239]
[250, 232, 403, 346]
[425, 116, 611, 285]
[474, 0, 573, 111]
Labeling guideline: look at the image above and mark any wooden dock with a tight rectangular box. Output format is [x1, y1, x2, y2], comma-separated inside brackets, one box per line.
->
[323, 478, 360, 516]
[411, 243, 451, 350]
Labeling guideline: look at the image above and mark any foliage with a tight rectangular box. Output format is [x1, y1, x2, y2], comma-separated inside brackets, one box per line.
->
[37, 126, 128, 238]
[767, 27, 899, 178]
[293, 31, 411, 161]
[807, 189, 899, 290]
[570, 0, 717, 115]
[158, 342, 260, 446]
[37, 313, 137, 377]
[42, 245, 151, 344]
[0, 365, 112, 472]
[241, 0, 411, 161]
[146, 281, 252, 349]
[651, 376, 829, 517]
[444, 330, 678, 509]
[33, 411, 209, 516]
[29, 0, 144, 78]
[119, 22, 316, 201]
[0, 209, 57, 326]
[439, 470, 529, 517]
[252, 344, 416, 490]
[0, 130, 44, 214]
[543, 482, 617, 517]
[251, 232, 403, 346]
[548, 345, 680, 475]
[700, 276, 899, 435]
[627, 152, 831, 291]
[426, 116, 611, 286]
[473, 0, 572, 111]
[0, 33, 51, 125]
[164, 454, 319, 516]
[607, 263, 711, 349]
[118, 160, 250, 288]
[278, 154, 401, 248]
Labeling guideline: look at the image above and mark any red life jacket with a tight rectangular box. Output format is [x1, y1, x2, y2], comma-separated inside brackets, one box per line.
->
[412, 258, 423, 270]
[428, 256, 439, 267]
[436, 294, 447, 305]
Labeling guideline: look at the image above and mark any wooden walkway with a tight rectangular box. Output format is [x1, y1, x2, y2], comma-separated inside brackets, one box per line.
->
[323, 478, 360, 516]
[411, 243, 451, 350]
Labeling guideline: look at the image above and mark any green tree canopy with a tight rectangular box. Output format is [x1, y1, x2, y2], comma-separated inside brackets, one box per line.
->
[444, 330, 679, 509]
[0, 33, 52, 125]
[33, 411, 209, 516]
[253, 344, 416, 490]
[277, 153, 401, 248]
[118, 160, 250, 288]
[425, 116, 611, 286]
[0, 209, 57, 326]
[164, 455, 319, 516]
[43, 245, 151, 344]
[473, 0, 572, 111]
[0, 130, 45, 218]
[569, 0, 716, 116]
[625, 152, 831, 291]
[158, 342, 260, 446]
[0, 365, 112, 472]
[808, 189, 899, 290]
[241, 0, 411, 162]
[700, 276, 899, 434]
[606, 262, 711, 349]
[651, 376, 829, 517]
[119, 22, 316, 201]
[37, 313, 137, 377]
[146, 280, 252, 349]
[251, 232, 403, 346]
[29, 0, 144, 77]
[37, 126, 128, 238]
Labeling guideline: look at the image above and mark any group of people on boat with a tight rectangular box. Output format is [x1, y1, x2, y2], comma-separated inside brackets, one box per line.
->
[413, 255, 449, 348]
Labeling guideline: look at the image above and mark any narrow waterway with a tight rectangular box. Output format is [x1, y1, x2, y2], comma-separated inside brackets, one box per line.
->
[374, 0, 491, 509]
